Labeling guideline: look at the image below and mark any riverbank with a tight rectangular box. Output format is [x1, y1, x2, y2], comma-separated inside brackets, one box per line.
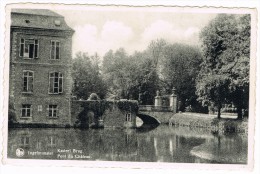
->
[169, 112, 248, 133]
[8, 123, 72, 128]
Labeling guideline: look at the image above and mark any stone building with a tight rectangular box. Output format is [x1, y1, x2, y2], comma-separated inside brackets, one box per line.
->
[9, 9, 74, 126]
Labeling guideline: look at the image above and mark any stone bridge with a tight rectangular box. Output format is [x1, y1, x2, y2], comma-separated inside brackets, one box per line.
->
[138, 105, 175, 124]
[137, 88, 178, 125]
[71, 88, 178, 128]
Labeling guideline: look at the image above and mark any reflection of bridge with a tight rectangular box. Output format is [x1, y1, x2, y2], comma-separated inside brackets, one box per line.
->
[137, 88, 178, 125]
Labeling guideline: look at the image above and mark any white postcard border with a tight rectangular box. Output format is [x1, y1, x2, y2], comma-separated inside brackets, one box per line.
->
[1, 1, 259, 173]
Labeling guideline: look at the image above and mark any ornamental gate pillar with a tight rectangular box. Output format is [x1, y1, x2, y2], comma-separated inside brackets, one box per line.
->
[170, 87, 177, 114]
[154, 90, 162, 107]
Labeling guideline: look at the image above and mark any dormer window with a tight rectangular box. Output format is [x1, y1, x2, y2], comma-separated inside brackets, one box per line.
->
[25, 20, 30, 24]
[54, 20, 61, 26]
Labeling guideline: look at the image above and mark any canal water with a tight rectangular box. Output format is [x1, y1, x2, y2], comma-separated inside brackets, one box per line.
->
[8, 125, 247, 164]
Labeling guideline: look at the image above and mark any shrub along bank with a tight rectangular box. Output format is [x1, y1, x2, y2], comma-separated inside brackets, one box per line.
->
[74, 99, 139, 128]
[169, 113, 248, 133]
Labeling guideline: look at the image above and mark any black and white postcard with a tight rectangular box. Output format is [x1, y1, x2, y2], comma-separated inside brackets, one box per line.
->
[1, 2, 258, 172]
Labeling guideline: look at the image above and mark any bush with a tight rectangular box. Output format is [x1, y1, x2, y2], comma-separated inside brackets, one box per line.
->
[88, 93, 100, 100]
[75, 99, 139, 128]
[8, 102, 17, 125]
[185, 104, 208, 113]
[118, 100, 139, 112]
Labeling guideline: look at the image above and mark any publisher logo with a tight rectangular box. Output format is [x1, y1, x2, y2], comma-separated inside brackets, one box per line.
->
[16, 148, 25, 157]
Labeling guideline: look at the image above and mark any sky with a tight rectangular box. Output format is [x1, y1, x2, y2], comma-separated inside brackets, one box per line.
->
[54, 7, 217, 57]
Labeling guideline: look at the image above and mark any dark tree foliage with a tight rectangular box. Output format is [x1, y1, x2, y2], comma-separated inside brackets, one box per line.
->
[72, 52, 107, 100]
[102, 40, 203, 108]
[102, 48, 160, 104]
[8, 101, 17, 125]
[75, 100, 138, 128]
[160, 44, 204, 112]
[197, 14, 250, 119]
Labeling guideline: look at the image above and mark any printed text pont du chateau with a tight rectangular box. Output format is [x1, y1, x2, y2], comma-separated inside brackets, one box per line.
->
[57, 149, 91, 159]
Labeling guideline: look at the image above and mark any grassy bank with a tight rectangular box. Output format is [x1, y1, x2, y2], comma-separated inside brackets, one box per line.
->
[169, 112, 248, 133]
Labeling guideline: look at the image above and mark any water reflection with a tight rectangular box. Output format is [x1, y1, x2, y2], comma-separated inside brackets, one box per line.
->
[8, 126, 247, 163]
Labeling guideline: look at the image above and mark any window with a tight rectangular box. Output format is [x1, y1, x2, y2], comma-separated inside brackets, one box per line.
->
[38, 105, 42, 112]
[36, 140, 42, 149]
[48, 105, 58, 118]
[20, 136, 30, 146]
[125, 113, 131, 122]
[20, 39, 39, 58]
[21, 104, 32, 117]
[23, 71, 33, 93]
[50, 41, 60, 59]
[47, 136, 56, 147]
[49, 72, 63, 94]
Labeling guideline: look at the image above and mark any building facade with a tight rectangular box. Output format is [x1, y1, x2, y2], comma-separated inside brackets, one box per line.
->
[9, 9, 74, 126]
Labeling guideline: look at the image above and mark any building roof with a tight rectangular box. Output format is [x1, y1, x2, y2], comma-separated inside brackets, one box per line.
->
[11, 9, 63, 17]
[11, 9, 74, 32]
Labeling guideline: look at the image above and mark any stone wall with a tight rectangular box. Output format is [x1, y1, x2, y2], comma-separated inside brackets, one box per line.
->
[70, 101, 85, 126]
[103, 107, 136, 128]
[71, 100, 137, 128]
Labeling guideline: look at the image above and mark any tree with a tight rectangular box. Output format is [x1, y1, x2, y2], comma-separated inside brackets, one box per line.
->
[8, 101, 17, 125]
[160, 44, 203, 112]
[146, 39, 167, 72]
[102, 48, 136, 99]
[196, 73, 230, 118]
[72, 52, 107, 100]
[102, 48, 159, 104]
[131, 51, 160, 105]
[102, 40, 202, 107]
[197, 14, 250, 119]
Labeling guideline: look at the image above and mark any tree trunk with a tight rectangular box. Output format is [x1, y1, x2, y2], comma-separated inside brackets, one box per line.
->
[233, 88, 244, 120]
[217, 106, 221, 119]
[237, 106, 243, 120]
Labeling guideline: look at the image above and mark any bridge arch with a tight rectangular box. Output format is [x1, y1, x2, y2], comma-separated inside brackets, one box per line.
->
[137, 113, 160, 125]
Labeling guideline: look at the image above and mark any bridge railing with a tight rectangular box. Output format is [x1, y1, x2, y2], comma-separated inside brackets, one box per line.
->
[139, 105, 173, 112]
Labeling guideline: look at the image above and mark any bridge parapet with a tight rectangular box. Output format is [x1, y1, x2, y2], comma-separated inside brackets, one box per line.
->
[139, 105, 173, 112]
